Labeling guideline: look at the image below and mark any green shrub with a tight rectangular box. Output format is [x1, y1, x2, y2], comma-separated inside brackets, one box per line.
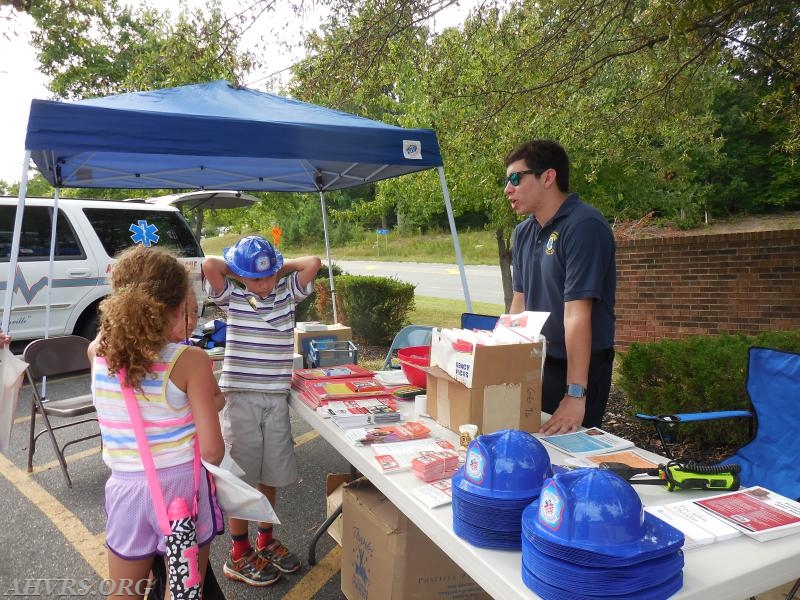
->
[617, 331, 800, 446]
[314, 274, 415, 345]
[295, 262, 343, 322]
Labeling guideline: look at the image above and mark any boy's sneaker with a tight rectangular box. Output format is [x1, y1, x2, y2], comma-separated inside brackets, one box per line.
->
[223, 550, 281, 586]
[256, 538, 302, 573]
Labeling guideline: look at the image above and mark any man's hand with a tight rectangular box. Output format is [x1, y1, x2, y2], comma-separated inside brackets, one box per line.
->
[539, 395, 585, 435]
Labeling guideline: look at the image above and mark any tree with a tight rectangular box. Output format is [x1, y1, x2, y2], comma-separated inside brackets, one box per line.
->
[287, 0, 798, 307]
[19, 0, 253, 98]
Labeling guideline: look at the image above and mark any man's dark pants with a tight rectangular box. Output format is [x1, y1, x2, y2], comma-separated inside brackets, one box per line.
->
[541, 348, 615, 428]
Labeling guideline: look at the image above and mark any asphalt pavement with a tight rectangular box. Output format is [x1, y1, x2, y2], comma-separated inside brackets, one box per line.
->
[0, 371, 351, 599]
[334, 260, 505, 306]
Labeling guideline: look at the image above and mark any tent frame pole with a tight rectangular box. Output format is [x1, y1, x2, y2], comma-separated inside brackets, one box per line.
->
[438, 167, 472, 312]
[318, 190, 338, 323]
[44, 188, 60, 340]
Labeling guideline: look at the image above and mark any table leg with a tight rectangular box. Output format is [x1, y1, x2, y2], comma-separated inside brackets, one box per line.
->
[308, 465, 359, 566]
[308, 504, 343, 566]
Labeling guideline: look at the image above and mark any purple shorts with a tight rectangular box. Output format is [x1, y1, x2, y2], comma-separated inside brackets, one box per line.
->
[105, 462, 224, 560]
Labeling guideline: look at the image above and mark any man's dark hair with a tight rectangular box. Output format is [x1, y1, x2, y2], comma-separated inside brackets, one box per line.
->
[504, 139, 570, 192]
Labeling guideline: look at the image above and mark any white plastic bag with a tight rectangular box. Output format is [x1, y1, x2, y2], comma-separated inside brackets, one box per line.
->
[0, 346, 28, 452]
[203, 455, 280, 524]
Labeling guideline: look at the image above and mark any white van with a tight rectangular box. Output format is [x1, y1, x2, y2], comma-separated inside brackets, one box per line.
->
[0, 196, 204, 342]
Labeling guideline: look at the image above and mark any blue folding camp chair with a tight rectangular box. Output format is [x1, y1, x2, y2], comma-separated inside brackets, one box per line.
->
[637, 346, 800, 600]
[380, 325, 433, 371]
[636, 347, 800, 500]
[460, 312, 499, 331]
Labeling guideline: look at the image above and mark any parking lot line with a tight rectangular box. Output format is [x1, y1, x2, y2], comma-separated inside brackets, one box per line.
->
[294, 429, 320, 447]
[282, 546, 342, 600]
[0, 452, 108, 578]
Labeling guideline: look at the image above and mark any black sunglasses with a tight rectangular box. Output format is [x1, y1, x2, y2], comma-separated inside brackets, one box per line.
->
[504, 169, 545, 187]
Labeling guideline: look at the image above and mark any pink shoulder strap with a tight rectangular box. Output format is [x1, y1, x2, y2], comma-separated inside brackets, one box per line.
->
[118, 368, 200, 536]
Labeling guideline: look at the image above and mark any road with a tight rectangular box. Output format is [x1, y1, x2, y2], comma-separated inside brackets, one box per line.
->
[334, 260, 505, 306]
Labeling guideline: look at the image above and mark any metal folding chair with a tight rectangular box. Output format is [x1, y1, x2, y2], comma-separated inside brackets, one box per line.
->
[24, 335, 100, 488]
[380, 325, 433, 371]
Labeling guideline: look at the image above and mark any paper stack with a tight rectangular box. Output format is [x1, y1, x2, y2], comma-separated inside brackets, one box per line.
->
[693, 486, 800, 542]
[645, 501, 742, 549]
[410, 450, 460, 482]
[318, 398, 401, 428]
[538, 427, 635, 457]
[344, 422, 431, 446]
[372, 438, 457, 474]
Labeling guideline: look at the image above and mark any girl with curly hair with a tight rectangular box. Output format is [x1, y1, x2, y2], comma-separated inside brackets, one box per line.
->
[89, 245, 224, 599]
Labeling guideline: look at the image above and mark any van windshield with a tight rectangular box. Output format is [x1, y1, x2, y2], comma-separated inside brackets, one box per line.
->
[83, 207, 203, 258]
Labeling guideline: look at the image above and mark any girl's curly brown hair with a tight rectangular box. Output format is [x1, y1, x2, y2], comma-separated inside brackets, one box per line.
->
[96, 245, 189, 391]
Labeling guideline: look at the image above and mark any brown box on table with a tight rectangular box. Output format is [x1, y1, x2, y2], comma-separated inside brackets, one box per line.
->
[425, 341, 543, 434]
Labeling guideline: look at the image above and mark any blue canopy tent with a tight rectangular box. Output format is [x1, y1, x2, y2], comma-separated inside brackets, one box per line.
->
[3, 80, 472, 331]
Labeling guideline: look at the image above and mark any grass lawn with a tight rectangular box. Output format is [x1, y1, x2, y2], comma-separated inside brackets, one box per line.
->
[355, 295, 505, 371]
[202, 230, 501, 265]
[410, 296, 504, 329]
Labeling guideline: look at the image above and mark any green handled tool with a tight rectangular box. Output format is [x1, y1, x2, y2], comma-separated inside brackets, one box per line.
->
[599, 460, 741, 491]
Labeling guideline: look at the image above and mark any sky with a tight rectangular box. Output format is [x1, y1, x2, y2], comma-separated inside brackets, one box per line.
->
[0, 1, 470, 185]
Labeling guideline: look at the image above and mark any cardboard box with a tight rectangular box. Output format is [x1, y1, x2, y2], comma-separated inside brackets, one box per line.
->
[325, 473, 350, 545]
[341, 479, 491, 600]
[431, 327, 544, 388]
[293, 323, 352, 366]
[426, 341, 543, 434]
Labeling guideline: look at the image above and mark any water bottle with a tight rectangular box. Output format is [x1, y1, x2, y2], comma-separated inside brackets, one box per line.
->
[165, 497, 202, 599]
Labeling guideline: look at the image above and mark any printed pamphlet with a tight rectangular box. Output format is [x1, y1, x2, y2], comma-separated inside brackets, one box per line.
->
[410, 479, 453, 508]
[573, 449, 660, 469]
[344, 421, 431, 446]
[538, 427, 635, 456]
[293, 364, 374, 380]
[372, 438, 457, 473]
[693, 486, 800, 542]
[646, 500, 742, 549]
[317, 398, 401, 428]
[305, 378, 392, 402]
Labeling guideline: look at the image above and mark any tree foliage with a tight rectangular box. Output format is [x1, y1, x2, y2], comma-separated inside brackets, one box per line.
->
[8, 0, 798, 294]
[23, 0, 254, 98]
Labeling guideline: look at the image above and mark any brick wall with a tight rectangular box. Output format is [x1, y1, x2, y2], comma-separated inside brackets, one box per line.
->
[615, 229, 800, 350]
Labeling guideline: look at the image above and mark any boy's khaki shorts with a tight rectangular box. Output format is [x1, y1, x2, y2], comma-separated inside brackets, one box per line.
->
[220, 390, 298, 488]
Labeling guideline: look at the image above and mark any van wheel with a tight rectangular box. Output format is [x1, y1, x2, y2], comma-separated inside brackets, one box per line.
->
[77, 312, 99, 341]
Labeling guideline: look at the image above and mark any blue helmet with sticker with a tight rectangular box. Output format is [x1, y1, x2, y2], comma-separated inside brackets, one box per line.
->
[223, 236, 283, 279]
[453, 429, 552, 500]
[531, 468, 684, 558]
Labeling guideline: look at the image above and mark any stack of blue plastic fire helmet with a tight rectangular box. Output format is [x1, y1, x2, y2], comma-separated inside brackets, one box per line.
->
[451, 429, 552, 550]
[521, 468, 686, 600]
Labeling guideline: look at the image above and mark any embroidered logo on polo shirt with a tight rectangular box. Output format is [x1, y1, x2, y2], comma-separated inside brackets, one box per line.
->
[545, 231, 559, 255]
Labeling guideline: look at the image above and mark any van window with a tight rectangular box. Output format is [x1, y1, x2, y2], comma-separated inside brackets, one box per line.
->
[0, 206, 84, 261]
[83, 207, 202, 258]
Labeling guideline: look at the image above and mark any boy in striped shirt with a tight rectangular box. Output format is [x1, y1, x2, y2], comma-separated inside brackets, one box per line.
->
[203, 235, 321, 586]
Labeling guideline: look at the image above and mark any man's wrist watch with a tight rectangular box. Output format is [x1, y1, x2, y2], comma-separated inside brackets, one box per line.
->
[566, 383, 587, 399]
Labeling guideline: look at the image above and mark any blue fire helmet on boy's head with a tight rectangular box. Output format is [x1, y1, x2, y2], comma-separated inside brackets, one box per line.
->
[223, 236, 284, 279]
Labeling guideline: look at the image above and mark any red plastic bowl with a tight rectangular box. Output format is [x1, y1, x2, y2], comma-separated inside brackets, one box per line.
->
[397, 345, 430, 388]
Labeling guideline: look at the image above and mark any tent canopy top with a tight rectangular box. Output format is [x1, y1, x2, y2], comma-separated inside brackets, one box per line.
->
[25, 80, 443, 192]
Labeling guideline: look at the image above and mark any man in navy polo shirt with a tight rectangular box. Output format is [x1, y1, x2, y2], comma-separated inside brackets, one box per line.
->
[505, 139, 616, 434]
